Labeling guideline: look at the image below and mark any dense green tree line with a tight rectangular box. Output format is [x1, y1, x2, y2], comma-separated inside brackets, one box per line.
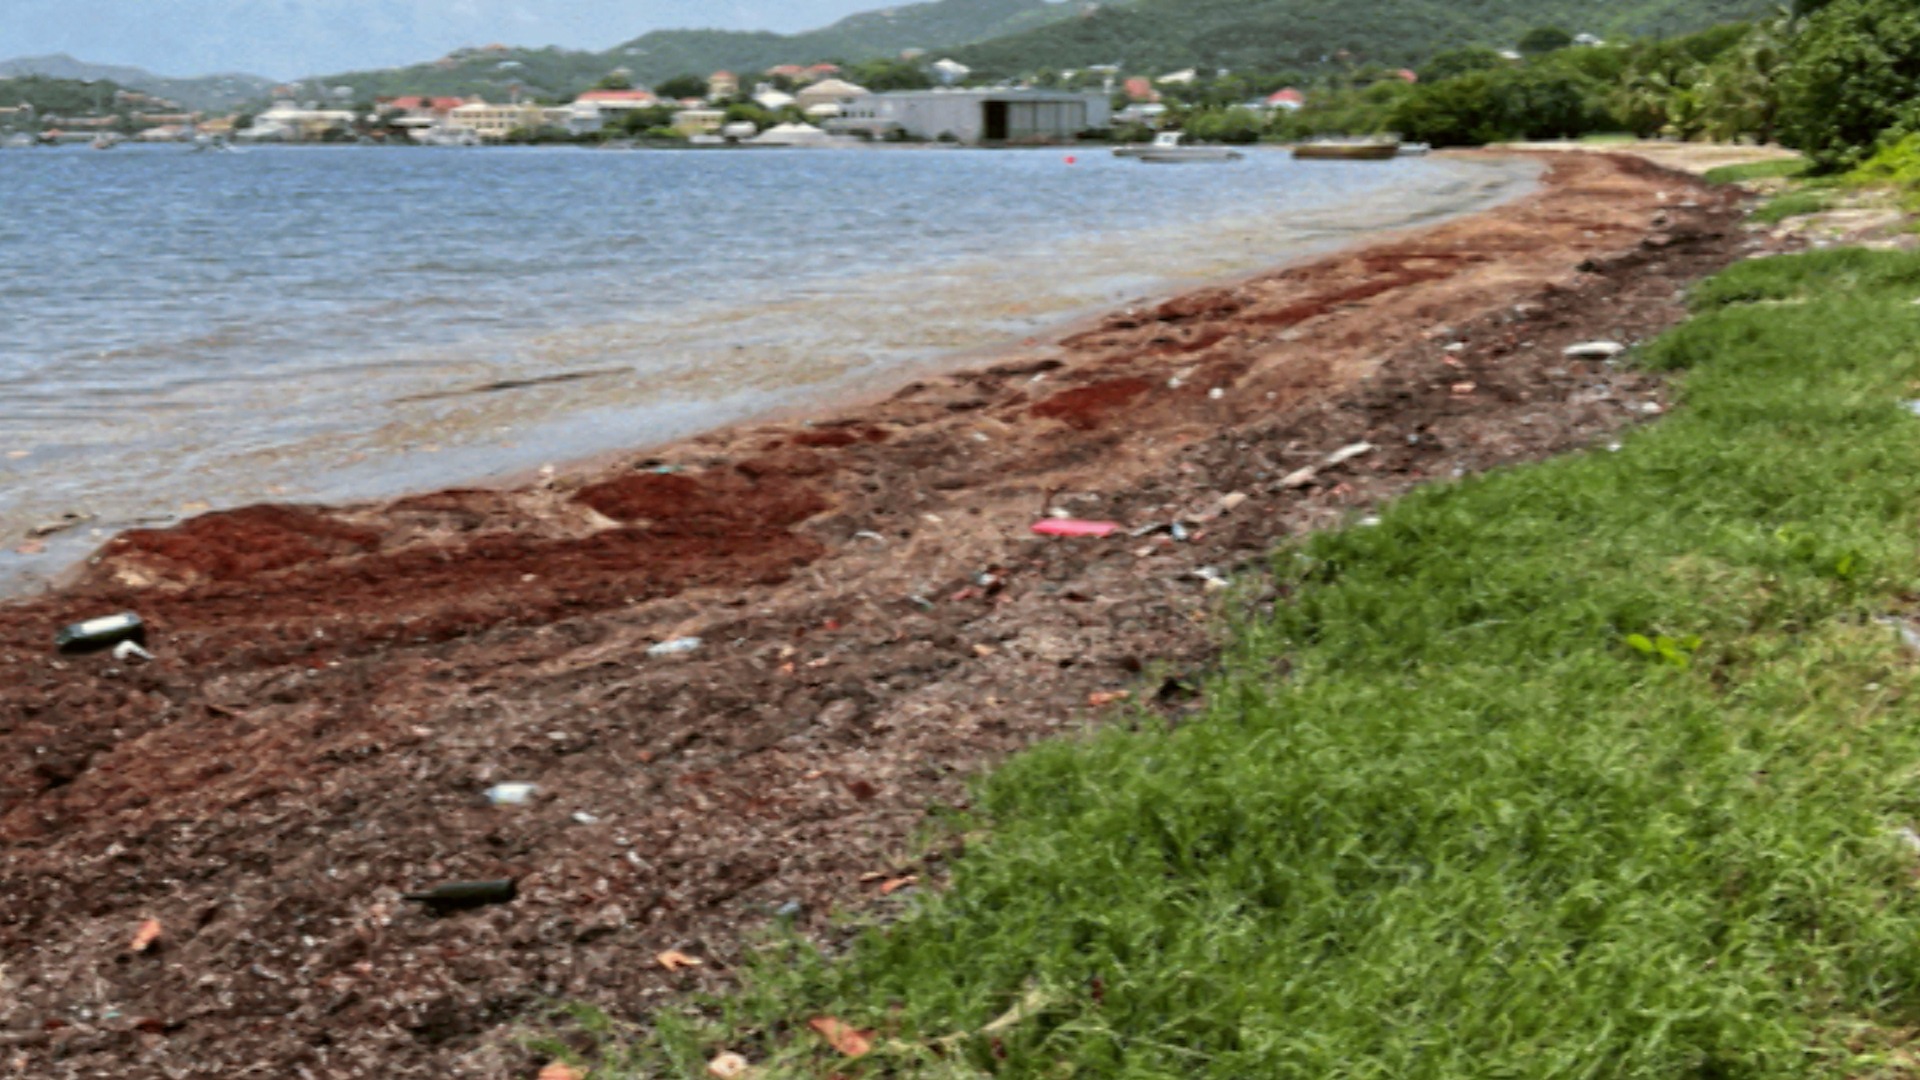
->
[1136, 0, 1917, 170]
[0, 75, 129, 116]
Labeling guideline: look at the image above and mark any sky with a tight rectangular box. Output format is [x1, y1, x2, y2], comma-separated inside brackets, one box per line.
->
[0, 0, 891, 80]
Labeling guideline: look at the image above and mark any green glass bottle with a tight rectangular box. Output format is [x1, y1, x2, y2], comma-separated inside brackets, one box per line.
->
[401, 878, 518, 912]
[54, 612, 147, 655]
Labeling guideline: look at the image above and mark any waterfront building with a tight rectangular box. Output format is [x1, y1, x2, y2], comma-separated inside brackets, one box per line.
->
[239, 101, 356, 141]
[750, 121, 836, 146]
[794, 78, 870, 114]
[752, 84, 797, 111]
[672, 107, 725, 137]
[832, 89, 1110, 144]
[708, 71, 740, 100]
[447, 101, 548, 142]
[566, 88, 659, 135]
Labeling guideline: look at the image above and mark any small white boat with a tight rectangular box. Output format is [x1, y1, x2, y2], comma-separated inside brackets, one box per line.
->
[1116, 131, 1244, 163]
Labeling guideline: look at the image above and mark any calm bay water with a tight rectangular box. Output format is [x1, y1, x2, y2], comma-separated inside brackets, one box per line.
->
[0, 144, 1536, 591]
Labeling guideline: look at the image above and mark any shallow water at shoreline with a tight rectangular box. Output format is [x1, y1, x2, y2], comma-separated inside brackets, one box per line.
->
[0, 145, 1538, 594]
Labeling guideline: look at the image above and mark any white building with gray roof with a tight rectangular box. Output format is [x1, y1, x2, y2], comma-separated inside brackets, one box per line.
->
[832, 89, 1110, 144]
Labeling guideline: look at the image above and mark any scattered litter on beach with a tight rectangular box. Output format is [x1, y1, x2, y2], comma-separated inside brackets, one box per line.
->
[54, 611, 146, 655]
[1032, 519, 1122, 538]
[130, 918, 162, 954]
[483, 782, 539, 806]
[401, 879, 518, 913]
[1875, 616, 1920, 653]
[1324, 442, 1375, 467]
[1564, 340, 1627, 360]
[647, 636, 704, 657]
[111, 640, 154, 663]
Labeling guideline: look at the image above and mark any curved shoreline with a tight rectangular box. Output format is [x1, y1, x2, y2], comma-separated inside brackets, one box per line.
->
[0, 150, 1539, 600]
[0, 151, 1769, 1074]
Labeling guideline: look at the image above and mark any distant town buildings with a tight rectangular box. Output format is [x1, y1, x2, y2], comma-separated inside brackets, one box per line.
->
[566, 88, 659, 135]
[794, 78, 871, 119]
[834, 89, 1110, 144]
[931, 59, 971, 86]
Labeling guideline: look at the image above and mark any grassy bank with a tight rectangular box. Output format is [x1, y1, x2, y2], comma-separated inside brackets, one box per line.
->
[602, 247, 1920, 1077]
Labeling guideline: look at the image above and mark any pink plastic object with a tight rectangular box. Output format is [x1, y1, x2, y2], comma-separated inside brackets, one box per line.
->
[1031, 519, 1122, 538]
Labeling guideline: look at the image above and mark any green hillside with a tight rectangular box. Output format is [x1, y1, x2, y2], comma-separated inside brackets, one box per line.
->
[0, 54, 274, 112]
[952, 0, 1778, 75]
[0, 74, 136, 118]
[309, 0, 1075, 103]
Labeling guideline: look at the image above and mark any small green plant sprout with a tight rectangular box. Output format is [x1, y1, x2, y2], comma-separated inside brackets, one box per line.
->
[1623, 632, 1704, 668]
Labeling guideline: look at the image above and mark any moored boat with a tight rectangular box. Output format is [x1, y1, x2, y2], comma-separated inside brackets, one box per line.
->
[1291, 139, 1400, 161]
[1117, 131, 1246, 163]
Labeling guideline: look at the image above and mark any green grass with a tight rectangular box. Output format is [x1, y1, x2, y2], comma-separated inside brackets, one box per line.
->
[1703, 158, 1810, 186]
[1750, 188, 1836, 225]
[1848, 135, 1920, 214]
[593, 249, 1920, 1078]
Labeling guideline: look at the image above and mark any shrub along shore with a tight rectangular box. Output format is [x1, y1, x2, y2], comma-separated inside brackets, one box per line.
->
[595, 242, 1920, 1075]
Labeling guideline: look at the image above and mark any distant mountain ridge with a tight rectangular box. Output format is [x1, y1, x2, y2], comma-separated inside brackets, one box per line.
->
[308, 0, 1077, 103]
[0, 54, 275, 111]
[950, 0, 1780, 76]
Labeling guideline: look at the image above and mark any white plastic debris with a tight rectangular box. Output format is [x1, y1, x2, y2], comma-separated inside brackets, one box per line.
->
[1895, 826, 1920, 854]
[1191, 567, 1230, 590]
[1564, 341, 1627, 360]
[1904, 400, 1920, 418]
[111, 640, 154, 662]
[484, 782, 539, 806]
[571, 811, 601, 826]
[1875, 616, 1920, 654]
[647, 637, 703, 657]
[1323, 442, 1375, 467]
[1279, 466, 1319, 489]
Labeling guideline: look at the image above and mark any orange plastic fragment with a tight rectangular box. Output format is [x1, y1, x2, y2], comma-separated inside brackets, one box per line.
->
[807, 1016, 874, 1058]
[656, 949, 704, 972]
[130, 918, 162, 953]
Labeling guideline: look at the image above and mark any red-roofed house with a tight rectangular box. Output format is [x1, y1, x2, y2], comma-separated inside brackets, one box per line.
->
[575, 89, 657, 106]
[1395, 68, 1419, 83]
[383, 96, 468, 119]
[1123, 76, 1161, 103]
[708, 70, 739, 100]
[1266, 88, 1305, 110]
[766, 64, 806, 80]
[379, 96, 470, 139]
[803, 63, 841, 82]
